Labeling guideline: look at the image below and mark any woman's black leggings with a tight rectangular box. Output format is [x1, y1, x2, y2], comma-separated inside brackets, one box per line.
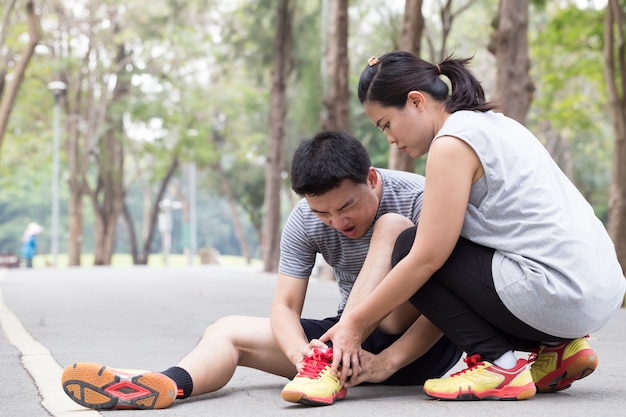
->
[392, 226, 563, 362]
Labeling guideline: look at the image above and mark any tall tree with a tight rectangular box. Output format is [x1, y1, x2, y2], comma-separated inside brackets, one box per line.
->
[528, 4, 607, 194]
[124, 156, 180, 265]
[51, 2, 131, 266]
[604, 0, 626, 282]
[401, 0, 424, 54]
[0, 0, 39, 155]
[389, 0, 475, 172]
[90, 31, 129, 265]
[263, 0, 293, 272]
[323, 0, 350, 132]
[389, 0, 423, 172]
[208, 117, 253, 264]
[424, 0, 477, 63]
[488, 0, 534, 124]
[49, 1, 100, 265]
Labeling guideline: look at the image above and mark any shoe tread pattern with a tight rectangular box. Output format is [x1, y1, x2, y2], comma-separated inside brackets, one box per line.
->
[62, 362, 175, 410]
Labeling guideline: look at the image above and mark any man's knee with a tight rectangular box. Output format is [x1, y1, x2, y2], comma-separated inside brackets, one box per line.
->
[373, 213, 414, 234]
[202, 315, 242, 340]
[372, 214, 415, 249]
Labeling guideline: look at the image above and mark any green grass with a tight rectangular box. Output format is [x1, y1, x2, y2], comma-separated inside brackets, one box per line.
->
[30, 253, 263, 268]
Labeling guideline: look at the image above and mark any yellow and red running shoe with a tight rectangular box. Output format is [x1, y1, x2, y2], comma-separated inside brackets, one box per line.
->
[530, 337, 597, 393]
[423, 354, 536, 401]
[281, 347, 347, 406]
[62, 362, 177, 410]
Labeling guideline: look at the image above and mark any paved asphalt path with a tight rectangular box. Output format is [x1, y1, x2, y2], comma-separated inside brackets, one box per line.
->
[1, 265, 625, 417]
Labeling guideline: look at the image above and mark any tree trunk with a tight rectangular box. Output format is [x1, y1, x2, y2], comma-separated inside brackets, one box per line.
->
[123, 200, 139, 264]
[0, 0, 39, 154]
[135, 157, 180, 265]
[122, 154, 175, 266]
[91, 39, 129, 265]
[173, 180, 191, 261]
[490, 0, 534, 125]
[389, 0, 423, 172]
[217, 168, 252, 264]
[66, 52, 90, 266]
[604, 0, 626, 290]
[401, 0, 424, 54]
[63, 14, 101, 266]
[0, 0, 19, 98]
[92, 126, 125, 265]
[323, 0, 350, 132]
[59, 2, 122, 267]
[67, 186, 84, 265]
[263, 0, 292, 273]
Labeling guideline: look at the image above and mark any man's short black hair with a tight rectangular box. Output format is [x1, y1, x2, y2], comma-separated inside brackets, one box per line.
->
[291, 131, 371, 196]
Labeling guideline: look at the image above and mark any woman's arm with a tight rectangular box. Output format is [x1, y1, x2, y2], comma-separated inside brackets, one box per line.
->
[321, 136, 481, 382]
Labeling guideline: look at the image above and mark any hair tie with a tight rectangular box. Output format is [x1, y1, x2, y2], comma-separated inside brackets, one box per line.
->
[436, 64, 441, 74]
[368, 56, 379, 67]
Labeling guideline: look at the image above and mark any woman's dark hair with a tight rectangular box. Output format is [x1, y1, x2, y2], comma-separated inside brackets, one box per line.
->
[358, 50, 495, 113]
[291, 131, 371, 196]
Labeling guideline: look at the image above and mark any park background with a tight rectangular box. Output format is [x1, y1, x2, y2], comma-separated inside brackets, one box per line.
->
[0, 0, 625, 282]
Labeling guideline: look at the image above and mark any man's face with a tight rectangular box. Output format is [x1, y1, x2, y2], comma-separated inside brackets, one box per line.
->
[305, 170, 379, 239]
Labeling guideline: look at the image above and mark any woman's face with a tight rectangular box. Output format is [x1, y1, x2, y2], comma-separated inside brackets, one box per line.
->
[363, 93, 433, 159]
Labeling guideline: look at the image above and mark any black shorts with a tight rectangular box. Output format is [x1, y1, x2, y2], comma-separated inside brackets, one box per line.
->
[301, 315, 461, 386]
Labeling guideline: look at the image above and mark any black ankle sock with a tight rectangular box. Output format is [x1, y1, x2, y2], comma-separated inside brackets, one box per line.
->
[161, 366, 193, 399]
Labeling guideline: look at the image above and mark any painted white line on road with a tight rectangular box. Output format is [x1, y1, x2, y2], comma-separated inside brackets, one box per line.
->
[0, 273, 100, 416]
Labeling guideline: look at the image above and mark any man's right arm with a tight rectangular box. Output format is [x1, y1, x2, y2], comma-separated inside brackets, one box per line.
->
[270, 273, 321, 366]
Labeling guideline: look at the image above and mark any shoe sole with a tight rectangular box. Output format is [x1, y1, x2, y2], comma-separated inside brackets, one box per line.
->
[535, 349, 597, 393]
[281, 387, 347, 406]
[62, 363, 176, 410]
[425, 382, 536, 401]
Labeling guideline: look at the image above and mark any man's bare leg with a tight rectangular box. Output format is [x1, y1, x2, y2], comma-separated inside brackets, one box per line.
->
[62, 315, 297, 409]
[176, 315, 297, 396]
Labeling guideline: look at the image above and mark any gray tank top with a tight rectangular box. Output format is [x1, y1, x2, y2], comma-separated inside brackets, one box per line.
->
[436, 110, 625, 337]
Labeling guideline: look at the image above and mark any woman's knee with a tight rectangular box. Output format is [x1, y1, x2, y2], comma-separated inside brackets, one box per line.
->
[391, 225, 417, 267]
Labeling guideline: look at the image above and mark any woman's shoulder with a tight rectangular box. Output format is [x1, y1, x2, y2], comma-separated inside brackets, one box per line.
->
[443, 110, 523, 137]
[448, 110, 503, 122]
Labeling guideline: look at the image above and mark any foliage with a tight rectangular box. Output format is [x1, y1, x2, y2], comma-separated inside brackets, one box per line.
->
[528, 3, 611, 211]
[0, 0, 618, 260]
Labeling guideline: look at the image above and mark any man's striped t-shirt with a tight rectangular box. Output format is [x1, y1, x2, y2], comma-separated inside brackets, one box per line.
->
[279, 168, 425, 312]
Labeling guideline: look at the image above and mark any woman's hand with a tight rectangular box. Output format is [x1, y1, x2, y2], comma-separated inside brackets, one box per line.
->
[343, 350, 395, 387]
[320, 317, 365, 383]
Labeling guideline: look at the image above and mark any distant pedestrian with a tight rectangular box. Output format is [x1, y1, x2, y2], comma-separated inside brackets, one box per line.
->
[21, 222, 43, 268]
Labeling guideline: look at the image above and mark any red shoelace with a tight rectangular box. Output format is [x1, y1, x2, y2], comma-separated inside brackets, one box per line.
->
[298, 348, 333, 379]
[451, 352, 538, 378]
[450, 354, 485, 377]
